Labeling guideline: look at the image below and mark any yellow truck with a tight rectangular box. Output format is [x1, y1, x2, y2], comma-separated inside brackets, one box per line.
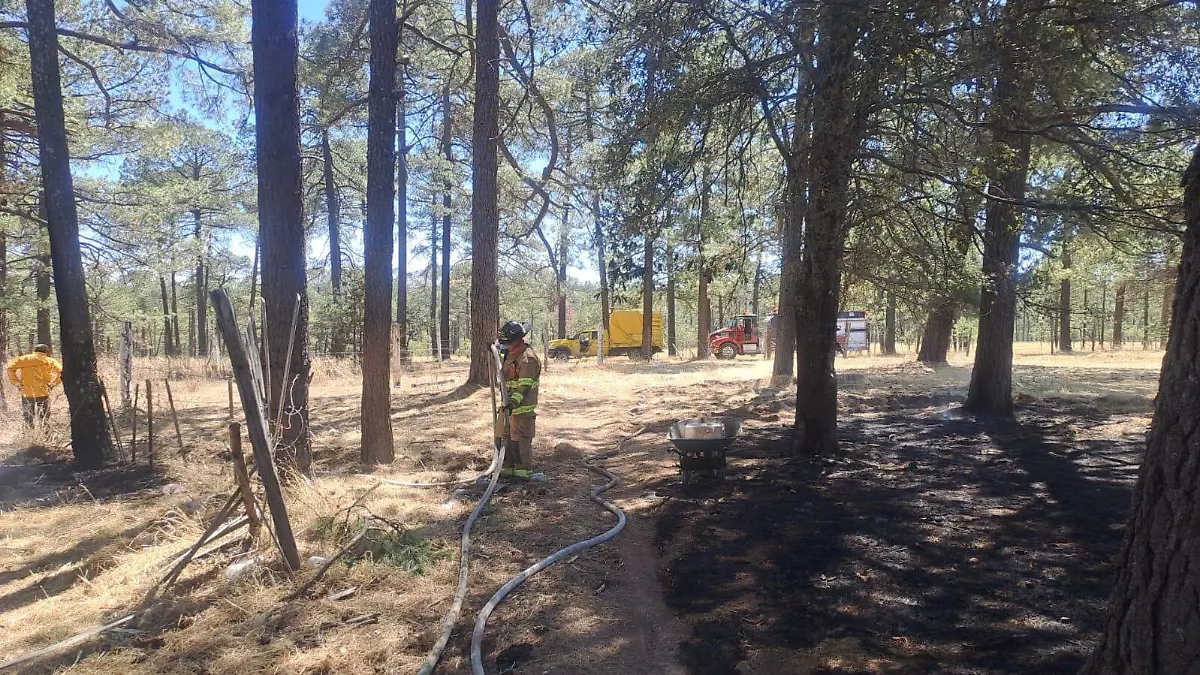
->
[548, 310, 664, 360]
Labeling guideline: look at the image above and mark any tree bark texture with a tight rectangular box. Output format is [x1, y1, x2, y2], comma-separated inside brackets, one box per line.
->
[466, 0, 500, 386]
[1081, 142, 1200, 675]
[594, 198, 610, 333]
[965, 0, 1034, 414]
[396, 81, 410, 365]
[792, 0, 870, 457]
[439, 85, 452, 360]
[429, 201, 438, 357]
[24, 0, 112, 468]
[360, 0, 397, 465]
[251, 0, 311, 470]
[697, 243, 710, 359]
[918, 304, 955, 365]
[774, 154, 805, 376]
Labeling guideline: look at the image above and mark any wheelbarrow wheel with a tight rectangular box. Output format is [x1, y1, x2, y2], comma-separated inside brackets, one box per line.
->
[681, 469, 692, 487]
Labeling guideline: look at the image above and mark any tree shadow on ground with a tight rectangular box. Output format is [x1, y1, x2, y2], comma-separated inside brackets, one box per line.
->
[652, 395, 1142, 674]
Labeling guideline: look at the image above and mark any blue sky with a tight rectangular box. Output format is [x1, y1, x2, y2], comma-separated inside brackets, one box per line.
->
[298, 0, 331, 23]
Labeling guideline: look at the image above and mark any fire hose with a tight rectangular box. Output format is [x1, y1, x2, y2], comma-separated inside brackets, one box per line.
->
[413, 343, 508, 675]
[468, 424, 646, 675]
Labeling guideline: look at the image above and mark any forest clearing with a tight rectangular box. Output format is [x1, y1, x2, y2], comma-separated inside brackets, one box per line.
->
[0, 346, 1161, 673]
[5, 0, 1200, 672]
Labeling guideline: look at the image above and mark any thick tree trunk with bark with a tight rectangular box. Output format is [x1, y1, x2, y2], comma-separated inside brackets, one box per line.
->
[466, 0, 500, 386]
[965, 0, 1033, 415]
[1081, 142, 1200, 675]
[883, 291, 897, 355]
[774, 156, 805, 376]
[25, 0, 112, 468]
[439, 86, 452, 360]
[396, 79, 409, 365]
[360, 0, 397, 465]
[1113, 280, 1126, 347]
[918, 304, 955, 365]
[793, 0, 870, 456]
[751, 251, 761, 317]
[251, 0, 311, 471]
[641, 232, 654, 360]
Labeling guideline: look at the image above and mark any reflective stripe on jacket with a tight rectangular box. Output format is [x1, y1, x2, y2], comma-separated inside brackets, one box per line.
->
[6, 353, 62, 399]
[504, 346, 541, 416]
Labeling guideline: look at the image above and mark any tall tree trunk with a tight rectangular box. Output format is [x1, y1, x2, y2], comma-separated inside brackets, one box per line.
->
[322, 128, 346, 355]
[697, 170, 712, 359]
[641, 232, 654, 360]
[965, 0, 1034, 415]
[466, 0, 500, 386]
[439, 86, 452, 360]
[193, 208, 208, 357]
[1100, 280, 1108, 347]
[917, 304, 955, 365]
[667, 241, 676, 356]
[1161, 269, 1175, 346]
[159, 276, 176, 356]
[792, 0, 870, 456]
[430, 199, 439, 357]
[360, 0, 397, 464]
[594, 200, 610, 332]
[1143, 286, 1151, 349]
[251, 0, 311, 471]
[24, 0, 112, 468]
[1113, 280, 1126, 347]
[396, 75, 410, 365]
[1059, 241, 1072, 353]
[774, 154, 806, 376]
[1081, 142, 1200, 675]
[0, 230, 6, 365]
[170, 271, 181, 353]
[883, 291, 897, 355]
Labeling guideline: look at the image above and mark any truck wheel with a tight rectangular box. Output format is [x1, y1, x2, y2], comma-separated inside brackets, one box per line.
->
[553, 350, 571, 362]
[719, 343, 738, 360]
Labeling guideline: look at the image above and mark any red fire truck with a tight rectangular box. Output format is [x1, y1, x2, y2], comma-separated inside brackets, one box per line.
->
[710, 315, 762, 359]
[711, 311, 870, 359]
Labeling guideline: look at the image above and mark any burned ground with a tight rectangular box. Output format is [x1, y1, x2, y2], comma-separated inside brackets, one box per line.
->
[652, 377, 1147, 675]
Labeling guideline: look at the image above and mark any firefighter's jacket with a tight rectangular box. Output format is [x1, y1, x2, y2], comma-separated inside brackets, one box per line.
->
[494, 344, 541, 439]
[6, 352, 63, 399]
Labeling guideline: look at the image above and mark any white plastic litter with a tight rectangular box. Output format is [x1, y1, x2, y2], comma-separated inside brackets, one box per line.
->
[225, 556, 263, 583]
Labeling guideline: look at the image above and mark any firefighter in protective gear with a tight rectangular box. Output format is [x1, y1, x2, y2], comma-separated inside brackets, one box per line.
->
[6, 344, 62, 429]
[494, 321, 540, 479]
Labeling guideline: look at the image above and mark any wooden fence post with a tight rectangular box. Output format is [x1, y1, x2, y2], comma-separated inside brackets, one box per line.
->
[210, 289, 301, 571]
[164, 379, 185, 458]
[228, 421, 261, 541]
[145, 380, 154, 470]
[131, 383, 139, 463]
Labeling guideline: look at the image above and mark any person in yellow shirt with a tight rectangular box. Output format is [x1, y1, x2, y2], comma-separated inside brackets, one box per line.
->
[6, 344, 63, 429]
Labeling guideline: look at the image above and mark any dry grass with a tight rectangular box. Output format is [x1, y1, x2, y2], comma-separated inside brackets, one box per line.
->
[0, 344, 1164, 673]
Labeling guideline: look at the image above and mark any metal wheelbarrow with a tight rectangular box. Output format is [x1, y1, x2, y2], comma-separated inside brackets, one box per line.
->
[666, 417, 742, 486]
